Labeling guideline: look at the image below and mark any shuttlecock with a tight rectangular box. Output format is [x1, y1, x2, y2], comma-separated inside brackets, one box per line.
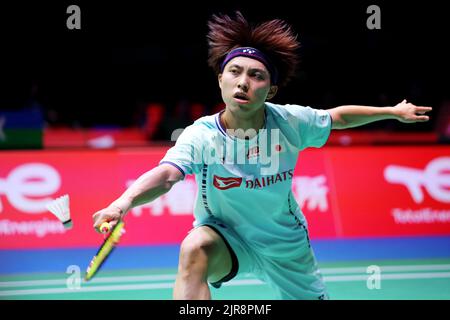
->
[46, 194, 72, 229]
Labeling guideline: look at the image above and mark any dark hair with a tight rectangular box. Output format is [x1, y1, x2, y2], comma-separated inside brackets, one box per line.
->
[207, 11, 300, 87]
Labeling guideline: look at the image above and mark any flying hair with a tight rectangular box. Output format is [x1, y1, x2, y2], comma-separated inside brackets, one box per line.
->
[207, 11, 300, 87]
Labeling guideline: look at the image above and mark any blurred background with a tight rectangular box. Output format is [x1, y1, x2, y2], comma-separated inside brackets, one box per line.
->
[1, 0, 449, 147]
[0, 0, 449, 300]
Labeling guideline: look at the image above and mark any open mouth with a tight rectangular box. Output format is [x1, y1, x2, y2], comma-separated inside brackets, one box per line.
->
[233, 92, 250, 102]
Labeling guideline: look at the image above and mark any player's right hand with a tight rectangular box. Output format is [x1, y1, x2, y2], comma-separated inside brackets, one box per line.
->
[92, 206, 122, 234]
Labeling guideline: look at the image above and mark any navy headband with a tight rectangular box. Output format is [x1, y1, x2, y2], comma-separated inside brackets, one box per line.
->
[220, 47, 279, 84]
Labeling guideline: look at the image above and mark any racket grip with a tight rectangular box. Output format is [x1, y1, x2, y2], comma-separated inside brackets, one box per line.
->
[100, 222, 111, 234]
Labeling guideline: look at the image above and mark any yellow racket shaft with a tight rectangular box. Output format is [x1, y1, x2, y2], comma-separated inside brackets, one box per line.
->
[84, 221, 125, 281]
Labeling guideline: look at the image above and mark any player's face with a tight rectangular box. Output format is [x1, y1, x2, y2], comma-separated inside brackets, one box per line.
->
[218, 57, 277, 115]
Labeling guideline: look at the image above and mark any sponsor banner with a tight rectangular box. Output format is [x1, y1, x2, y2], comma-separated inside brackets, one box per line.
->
[0, 150, 122, 248]
[293, 149, 338, 239]
[0, 146, 449, 249]
[327, 146, 450, 237]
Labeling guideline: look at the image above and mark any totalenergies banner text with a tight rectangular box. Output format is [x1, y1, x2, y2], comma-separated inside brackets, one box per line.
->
[0, 146, 449, 249]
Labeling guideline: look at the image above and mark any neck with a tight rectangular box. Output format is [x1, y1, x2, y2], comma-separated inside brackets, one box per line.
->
[220, 107, 265, 139]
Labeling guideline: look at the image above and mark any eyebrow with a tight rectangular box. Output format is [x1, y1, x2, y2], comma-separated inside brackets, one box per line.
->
[227, 64, 268, 74]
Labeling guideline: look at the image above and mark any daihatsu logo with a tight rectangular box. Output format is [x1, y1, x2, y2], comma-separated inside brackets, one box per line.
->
[0, 163, 61, 213]
[213, 176, 243, 190]
[384, 157, 450, 204]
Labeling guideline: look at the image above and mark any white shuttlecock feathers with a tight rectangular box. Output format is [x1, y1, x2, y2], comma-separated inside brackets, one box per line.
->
[45, 194, 72, 229]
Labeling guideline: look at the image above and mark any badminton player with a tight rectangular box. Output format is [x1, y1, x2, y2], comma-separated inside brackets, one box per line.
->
[92, 12, 432, 299]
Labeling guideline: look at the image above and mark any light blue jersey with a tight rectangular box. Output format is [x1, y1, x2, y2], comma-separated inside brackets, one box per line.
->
[160, 102, 331, 259]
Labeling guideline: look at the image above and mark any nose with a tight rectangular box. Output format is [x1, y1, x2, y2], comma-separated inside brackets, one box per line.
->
[237, 75, 249, 92]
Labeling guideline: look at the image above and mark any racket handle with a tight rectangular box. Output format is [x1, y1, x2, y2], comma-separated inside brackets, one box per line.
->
[100, 222, 111, 234]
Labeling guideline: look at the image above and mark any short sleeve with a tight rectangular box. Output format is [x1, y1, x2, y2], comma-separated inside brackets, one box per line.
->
[159, 124, 205, 177]
[286, 105, 332, 150]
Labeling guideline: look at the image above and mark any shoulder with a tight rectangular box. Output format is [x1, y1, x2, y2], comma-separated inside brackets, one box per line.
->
[266, 102, 319, 124]
[187, 114, 220, 135]
[191, 114, 218, 130]
[266, 102, 331, 139]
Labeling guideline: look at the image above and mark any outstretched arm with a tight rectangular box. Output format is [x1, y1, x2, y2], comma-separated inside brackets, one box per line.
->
[328, 99, 432, 130]
[92, 163, 184, 232]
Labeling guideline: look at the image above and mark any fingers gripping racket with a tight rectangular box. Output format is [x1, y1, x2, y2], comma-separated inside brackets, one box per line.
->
[84, 220, 125, 281]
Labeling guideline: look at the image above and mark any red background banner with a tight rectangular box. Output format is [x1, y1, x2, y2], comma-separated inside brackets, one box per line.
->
[1, 146, 449, 249]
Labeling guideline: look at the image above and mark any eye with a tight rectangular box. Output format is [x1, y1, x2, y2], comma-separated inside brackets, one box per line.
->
[253, 72, 265, 80]
[229, 68, 239, 75]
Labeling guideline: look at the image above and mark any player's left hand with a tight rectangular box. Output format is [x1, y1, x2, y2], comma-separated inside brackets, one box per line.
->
[393, 99, 432, 123]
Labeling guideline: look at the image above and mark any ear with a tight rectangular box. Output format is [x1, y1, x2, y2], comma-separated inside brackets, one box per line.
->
[266, 85, 278, 100]
[218, 74, 223, 89]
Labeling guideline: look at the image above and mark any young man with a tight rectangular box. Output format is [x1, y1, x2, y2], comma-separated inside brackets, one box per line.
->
[92, 12, 432, 299]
